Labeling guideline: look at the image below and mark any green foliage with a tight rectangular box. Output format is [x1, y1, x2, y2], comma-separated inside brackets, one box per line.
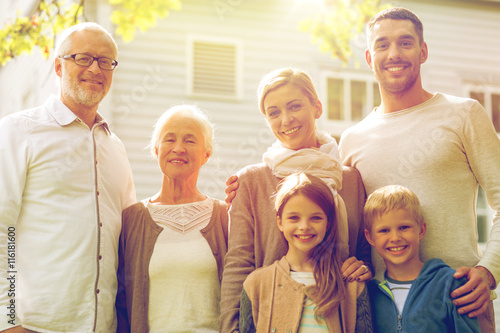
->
[1, 0, 385, 67]
[109, 0, 181, 42]
[299, 0, 392, 65]
[0, 0, 83, 66]
[0, 0, 181, 66]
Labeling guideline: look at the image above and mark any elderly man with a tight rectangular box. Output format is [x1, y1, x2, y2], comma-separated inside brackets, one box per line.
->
[0, 22, 135, 332]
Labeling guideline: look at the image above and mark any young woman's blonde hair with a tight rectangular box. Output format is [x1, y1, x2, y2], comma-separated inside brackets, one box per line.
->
[274, 172, 346, 318]
[364, 185, 425, 231]
[257, 68, 319, 115]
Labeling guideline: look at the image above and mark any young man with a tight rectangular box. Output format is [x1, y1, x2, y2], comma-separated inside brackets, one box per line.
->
[339, 7, 499, 332]
[0, 23, 136, 332]
[364, 185, 480, 332]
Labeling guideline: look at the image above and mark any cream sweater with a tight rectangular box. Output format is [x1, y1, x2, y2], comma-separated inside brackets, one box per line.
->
[340, 93, 500, 285]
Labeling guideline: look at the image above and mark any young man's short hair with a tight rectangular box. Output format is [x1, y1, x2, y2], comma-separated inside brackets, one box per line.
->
[364, 185, 425, 231]
[366, 7, 424, 47]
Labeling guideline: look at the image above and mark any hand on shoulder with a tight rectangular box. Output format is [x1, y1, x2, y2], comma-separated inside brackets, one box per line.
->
[451, 266, 494, 317]
[341, 256, 373, 283]
[225, 175, 239, 208]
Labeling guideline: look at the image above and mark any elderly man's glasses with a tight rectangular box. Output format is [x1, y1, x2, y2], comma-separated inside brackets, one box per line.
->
[59, 53, 118, 71]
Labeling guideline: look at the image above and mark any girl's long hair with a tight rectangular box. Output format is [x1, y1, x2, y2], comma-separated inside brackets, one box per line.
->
[275, 172, 346, 318]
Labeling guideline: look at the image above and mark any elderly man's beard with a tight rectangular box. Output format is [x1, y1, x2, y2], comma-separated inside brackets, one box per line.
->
[61, 74, 108, 108]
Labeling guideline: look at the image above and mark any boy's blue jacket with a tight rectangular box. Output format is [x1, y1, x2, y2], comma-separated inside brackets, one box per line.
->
[368, 258, 481, 333]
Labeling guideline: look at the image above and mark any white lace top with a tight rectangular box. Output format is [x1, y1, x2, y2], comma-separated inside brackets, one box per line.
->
[145, 197, 213, 234]
[144, 197, 220, 332]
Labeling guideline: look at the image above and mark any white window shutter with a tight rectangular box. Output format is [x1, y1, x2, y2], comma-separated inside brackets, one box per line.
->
[188, 37, 242, 99]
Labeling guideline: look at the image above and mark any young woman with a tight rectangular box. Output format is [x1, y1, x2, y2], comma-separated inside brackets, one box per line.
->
[239, 172, 372, 332]
[220, 68, 371, 332]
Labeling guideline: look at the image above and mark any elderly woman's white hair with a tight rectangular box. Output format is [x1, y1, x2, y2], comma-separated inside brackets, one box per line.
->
[149, 104, 214, 158]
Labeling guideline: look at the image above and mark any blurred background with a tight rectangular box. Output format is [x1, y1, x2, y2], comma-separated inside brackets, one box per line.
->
[1, 0, 499, 327]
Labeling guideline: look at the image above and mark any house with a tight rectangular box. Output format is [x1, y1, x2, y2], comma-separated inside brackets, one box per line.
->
[112, 0, 500, 245]
[2, 0, 500, 198]
[1, 0, 500, 319]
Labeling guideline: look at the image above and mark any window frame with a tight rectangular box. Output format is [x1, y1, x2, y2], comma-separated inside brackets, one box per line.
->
[319, 70, 380, 135]
[463, 83, 500, 133]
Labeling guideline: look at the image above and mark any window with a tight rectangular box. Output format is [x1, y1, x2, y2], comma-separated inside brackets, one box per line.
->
[477, 187, 493, 243]
[465, 84, 499, 244]
[187, 36, 242, 100]
[324, 72, 380, 122]
[466, 84, 500, 132]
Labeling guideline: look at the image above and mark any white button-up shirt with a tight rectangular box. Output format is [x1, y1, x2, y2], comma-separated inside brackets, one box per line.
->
[0, 95, 136, 332]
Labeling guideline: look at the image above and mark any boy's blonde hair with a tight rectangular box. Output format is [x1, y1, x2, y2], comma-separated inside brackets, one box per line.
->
[364, 185, 424, 231]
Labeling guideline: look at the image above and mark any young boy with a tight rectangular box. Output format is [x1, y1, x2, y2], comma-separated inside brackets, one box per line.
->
[364, 185, 481, 332]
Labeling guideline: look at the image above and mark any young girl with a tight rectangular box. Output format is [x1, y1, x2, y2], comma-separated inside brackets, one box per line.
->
[239, 172, 372, 332]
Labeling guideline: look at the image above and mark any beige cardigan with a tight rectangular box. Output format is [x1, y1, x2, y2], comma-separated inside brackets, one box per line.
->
[116, 199, 228, 333]
[241, 257, 365, 332]
[220, 164, 368, 332]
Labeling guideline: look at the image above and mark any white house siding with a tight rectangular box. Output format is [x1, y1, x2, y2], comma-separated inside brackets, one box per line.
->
[0, 0, 53, 117]
[402, 0, 500, 97]
[2, 2, 499, 199]
[111, 0, 333, 200]
[0, 54, 54, 118]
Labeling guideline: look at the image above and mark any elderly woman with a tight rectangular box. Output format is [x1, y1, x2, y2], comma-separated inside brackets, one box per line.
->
[116, 105, 228, 332]
[219, 68, 372, 332]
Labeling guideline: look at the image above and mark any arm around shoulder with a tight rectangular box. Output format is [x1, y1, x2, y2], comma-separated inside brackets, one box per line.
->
[464, 102, 500, 285]
[449, 275, 482, 333]
[340, 166, 372, 272]
[355, 283, 373, 333]
[239, 288, 256, 333]
[219, 168, 260, 333]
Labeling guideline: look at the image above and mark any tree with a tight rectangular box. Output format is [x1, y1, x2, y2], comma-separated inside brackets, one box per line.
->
[0, 0, 388, 66]
[0, 0, 181, 66]
[299, 0, 391, 65]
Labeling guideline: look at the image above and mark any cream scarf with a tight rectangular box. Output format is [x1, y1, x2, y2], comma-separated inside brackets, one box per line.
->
[263, 131, 349, 261]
